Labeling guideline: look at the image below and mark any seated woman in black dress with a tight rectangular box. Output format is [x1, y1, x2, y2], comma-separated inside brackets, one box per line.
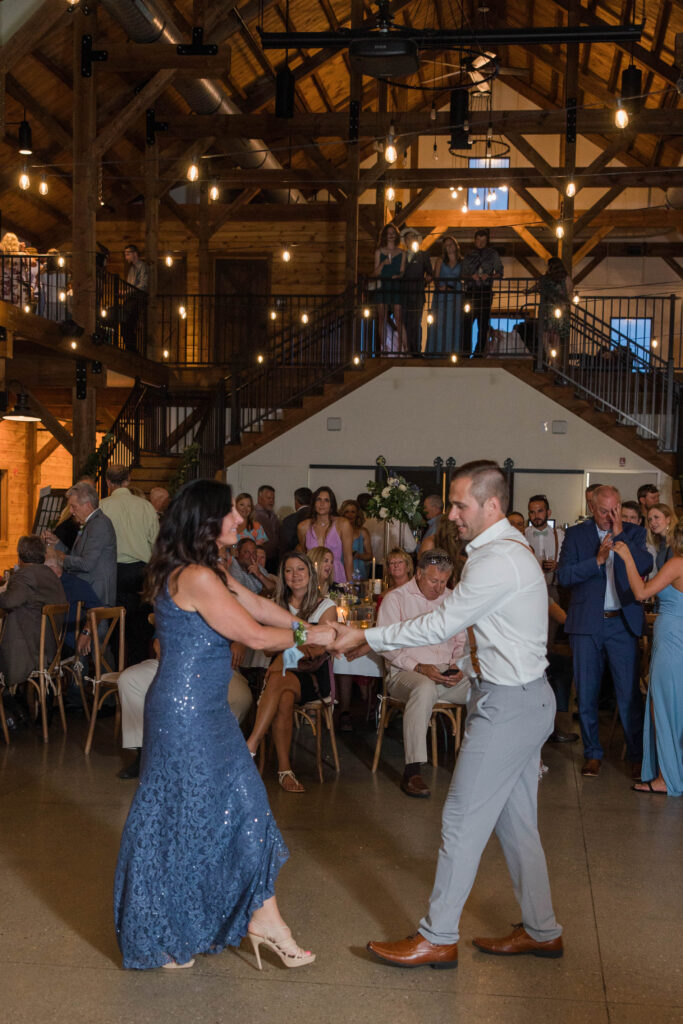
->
[246, 552, 338, 793]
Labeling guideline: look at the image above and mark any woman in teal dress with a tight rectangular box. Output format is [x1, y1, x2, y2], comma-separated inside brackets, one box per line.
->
[372, 223, 406, 353]
[426, 235, 463, 356]
[339, 499, 372, 579]
[615, 520, 683, 797]
[114, 480, 336, 969]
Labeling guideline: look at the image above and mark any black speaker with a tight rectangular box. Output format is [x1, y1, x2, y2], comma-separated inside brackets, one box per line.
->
[449, 89, 471, 151]
[275, 66, 295, 118]
[621, 65, 643, 115]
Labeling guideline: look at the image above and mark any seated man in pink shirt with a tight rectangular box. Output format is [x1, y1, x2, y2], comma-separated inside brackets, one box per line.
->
[378, 548, 470, 798]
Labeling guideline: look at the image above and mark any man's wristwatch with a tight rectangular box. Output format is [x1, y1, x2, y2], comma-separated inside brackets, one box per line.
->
[292, 620, 308, 647]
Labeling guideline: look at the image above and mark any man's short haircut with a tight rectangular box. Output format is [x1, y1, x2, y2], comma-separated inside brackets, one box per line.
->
[637, 483, 659, 500]
[621, 500, 642, 516]
[124, 243, 139, 254]
[452, 460, 509, 509]
[236, 536, 257, 553]
[66, 481, 99, 508]
[528, 493, 550, 510]
[417, 547, 453, 573]
[424, 494, 444, 513]
[18, 534, 46, 564]
[105, 463, 130, 487]
[257, 484, 275, 496]
[585, 482, 602, 495]
[592, 484, 621, 504]
[474, 227, 490, 243]
[294, 486, 313, 506]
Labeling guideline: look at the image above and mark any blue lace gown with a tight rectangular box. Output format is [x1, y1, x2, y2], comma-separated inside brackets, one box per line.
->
[642, 584, 683, 796]
[426, 261, 462, 355]
[113, 588, 289, 968]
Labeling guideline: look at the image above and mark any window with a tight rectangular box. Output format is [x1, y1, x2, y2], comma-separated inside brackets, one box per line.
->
[610, 317, 652, 365]
[468, 158, 509, 210]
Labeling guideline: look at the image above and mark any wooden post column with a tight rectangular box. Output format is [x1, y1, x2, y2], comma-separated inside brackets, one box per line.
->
[71, 5, 98, 479]
[145, 139, 160, 358]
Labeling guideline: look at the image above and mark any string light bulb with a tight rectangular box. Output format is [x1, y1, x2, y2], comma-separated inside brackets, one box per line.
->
[566, 180, 576, 197]
[19, 165, 30, 190]
[384, 123, 397, 164]
[165, 254, 174, 267]
[615, 103, 629, 129]
[464, 302, 471, 313]
[450, 353, 458, 363]
[572, 292, 580, 305]
[651, 337, 658, 349]
[555, 223, 565, 239]
[257, 354, 264, 364]
[187, 158, 199, 181]
[353, 355, 361, 365]
[500, 183, 508, 192]
[209, 181, 220, 201]
[163, 349, 169, 359]
[363, 307, 370, 318]
[282, 246, 291, 262]
[411, 240, 419, 253]
[461, 203, 468, 213]
[426, 313, 434, 325]
[550, 348, 558, 358]
[39, 173, 48, 196]
[474, 193, 482, 206]
[270, 310, 277, 320]
[100, 308, 107, 318]
[554, 307, 562, 319]
[57, 256, 65, 268]
[58, 290, 66, 302]
[432, 141, 438, 162]
[385, 184, 395, 201]
[487, 190, 496, 203]
[301, 312, 309, 324]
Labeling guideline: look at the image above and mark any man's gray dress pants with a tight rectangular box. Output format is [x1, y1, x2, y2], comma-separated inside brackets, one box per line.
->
[418, 676, 563, 944]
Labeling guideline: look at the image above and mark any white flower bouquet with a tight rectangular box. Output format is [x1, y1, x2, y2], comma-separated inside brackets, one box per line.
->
[365, 457, 424, 530]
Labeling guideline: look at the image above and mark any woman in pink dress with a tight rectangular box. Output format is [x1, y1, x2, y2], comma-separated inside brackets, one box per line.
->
[297, 486, 353, 583]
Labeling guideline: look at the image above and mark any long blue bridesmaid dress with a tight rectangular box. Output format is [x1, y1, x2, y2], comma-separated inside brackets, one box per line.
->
[113, 588, 288, 968]
[642, 584, 683, 796]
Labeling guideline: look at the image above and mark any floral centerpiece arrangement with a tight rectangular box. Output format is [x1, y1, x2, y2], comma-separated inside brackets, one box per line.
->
[365, 456, 424, 530]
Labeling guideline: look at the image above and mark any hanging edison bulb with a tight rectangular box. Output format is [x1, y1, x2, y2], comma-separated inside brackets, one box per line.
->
[165, 254, 174, 268]
[187, 158, 199, 181]
[209, 181, 220, 201]
[19, 165, 30, 190]
[555, 223, 565, 239]
[39, 173, 48, 196]
[385, 184, 395, 201]
[615, 104, 629, 129]
[282, 246, 292, 263]
[566, 181, 576, 197]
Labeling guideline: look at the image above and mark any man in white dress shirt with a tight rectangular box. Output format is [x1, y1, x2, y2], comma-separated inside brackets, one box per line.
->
[335, 461, 562, 969]
[525, 494, 564, 600]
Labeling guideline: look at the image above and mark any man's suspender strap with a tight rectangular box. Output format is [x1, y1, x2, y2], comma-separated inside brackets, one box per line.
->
[553, 526, 559, 562]
[466, 537, 537, 681]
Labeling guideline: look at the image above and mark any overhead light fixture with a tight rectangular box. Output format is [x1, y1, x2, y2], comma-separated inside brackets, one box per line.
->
[384, 123, 398, 164]
[565, 180, 576, 197]
[3, 392, 40, 422]
[18, 119, 32, 156]
[39, 173, 48, 196]
[615, 102, 629, 129]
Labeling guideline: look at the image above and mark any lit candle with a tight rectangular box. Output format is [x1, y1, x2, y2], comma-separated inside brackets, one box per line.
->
[337, 606, 349, 624]
[371, 557, 376, 580]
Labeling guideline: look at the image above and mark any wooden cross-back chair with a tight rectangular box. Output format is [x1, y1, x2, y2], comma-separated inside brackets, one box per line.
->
[371, 667, 463, 773]
[25, 603, 69, 744]
[58, 601, 92, 722]
[0, 609, 9, 745]
[83, 606, 125, 755]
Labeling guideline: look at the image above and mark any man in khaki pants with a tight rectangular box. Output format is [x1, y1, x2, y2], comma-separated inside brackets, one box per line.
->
[378, 549, 469, 799]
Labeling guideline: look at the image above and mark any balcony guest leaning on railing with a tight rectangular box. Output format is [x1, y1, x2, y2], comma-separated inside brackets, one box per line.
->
[399, 226, 433, 356]
[426, 235, 463, 357]
[0, 232, 31, 308]
[461, 228, 503, 356]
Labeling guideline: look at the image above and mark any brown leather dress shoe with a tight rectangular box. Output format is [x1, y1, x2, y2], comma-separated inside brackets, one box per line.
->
[367, 933, 458, 969]
[581, 758, 602, 777]
[473, 925, 563, 959]
[401, 774, 431, 798]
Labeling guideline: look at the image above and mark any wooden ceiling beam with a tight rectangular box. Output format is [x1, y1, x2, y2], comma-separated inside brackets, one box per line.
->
[662, 256, 683, 281]
[0, 1, 69, 74]
[90, 42, 232, 75]
[549, 0, 680, 87]
[393, 188, 436, 228]
[4, 73, 72, 153]
[512, 224, 552, 261]
[574, 186, 624, 234]
[510, 185, 557, 231]
[573, 254, 605, 286]
[572, 224, 613, 266]
[163, 107, 683, 140]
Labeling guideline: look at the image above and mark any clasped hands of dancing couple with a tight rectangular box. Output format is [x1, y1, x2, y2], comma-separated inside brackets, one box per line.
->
[115, 465, 563, 976]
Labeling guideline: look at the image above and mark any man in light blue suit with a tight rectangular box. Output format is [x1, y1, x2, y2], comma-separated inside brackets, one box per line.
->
[558, 485, 652, 777]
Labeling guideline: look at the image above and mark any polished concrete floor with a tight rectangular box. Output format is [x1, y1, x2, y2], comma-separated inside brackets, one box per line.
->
[0, 708, 681, 1024]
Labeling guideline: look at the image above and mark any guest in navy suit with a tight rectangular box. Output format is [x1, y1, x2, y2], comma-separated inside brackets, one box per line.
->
[557, 485, 652, 777]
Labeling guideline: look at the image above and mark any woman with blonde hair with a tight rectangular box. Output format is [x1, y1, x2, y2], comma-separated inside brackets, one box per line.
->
[1, 231, 29, 307]
[419, 513, 465, 588]
[234, 492, 268, 546]
[614, 519, 683, 796]
[338, 499, 372, 579]
[307, 545, 335, 596]
[646, 503, 675, 572]
[246, 552, 337, 793]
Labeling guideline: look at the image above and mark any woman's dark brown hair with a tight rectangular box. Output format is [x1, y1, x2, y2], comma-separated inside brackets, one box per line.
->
[144, 479, 233, 601]
[378, 222, 400, 248]
[311, 485, 339, 522]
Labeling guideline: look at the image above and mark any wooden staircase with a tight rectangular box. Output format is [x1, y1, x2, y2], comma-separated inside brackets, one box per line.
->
[129, 453, 182, 495]
[223, 357, 677, 477]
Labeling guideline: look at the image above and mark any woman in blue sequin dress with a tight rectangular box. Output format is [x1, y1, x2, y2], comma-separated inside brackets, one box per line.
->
[113, 480, 336, 969]
[614, 522, 683, 797]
